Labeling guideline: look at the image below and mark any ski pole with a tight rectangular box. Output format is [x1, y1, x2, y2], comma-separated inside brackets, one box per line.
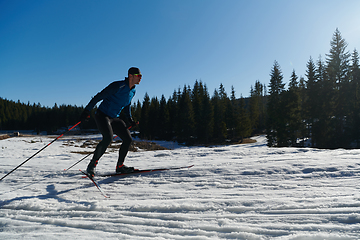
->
[64, 151, 93, 171]
[64, 122, 138, 171]
[0, 121, 82, 181]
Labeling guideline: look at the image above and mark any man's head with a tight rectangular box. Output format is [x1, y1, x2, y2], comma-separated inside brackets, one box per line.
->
[128, 67, 141, 76]
[128, 67, 142, 88]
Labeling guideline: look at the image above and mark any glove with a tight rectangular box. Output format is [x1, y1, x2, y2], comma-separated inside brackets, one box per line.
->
[80, 109, 90, 123]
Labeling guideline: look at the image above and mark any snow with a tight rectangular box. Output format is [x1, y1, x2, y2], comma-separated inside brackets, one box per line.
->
[1, 134, 360, 239]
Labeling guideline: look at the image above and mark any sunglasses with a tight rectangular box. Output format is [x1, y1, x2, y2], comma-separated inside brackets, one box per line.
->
[133, 74, 142, 77]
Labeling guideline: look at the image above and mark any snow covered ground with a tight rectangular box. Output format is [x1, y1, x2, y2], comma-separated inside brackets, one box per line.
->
[1, 134, 360, 239]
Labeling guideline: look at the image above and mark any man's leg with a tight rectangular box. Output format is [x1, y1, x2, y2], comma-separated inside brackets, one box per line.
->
[112, 119, 133, 172]
[87, 111, 113, 176]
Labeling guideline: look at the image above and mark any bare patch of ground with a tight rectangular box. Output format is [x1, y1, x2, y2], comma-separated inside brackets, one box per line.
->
[0, 135, 11, 140]
[70, 139, 168, 155]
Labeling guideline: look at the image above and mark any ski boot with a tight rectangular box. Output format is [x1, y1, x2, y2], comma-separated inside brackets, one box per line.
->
[86, 159, 98, 177]
[116, 164, 135, 173]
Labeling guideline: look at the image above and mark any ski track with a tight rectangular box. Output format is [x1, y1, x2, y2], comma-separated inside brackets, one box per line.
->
[1, 135, 360, 239]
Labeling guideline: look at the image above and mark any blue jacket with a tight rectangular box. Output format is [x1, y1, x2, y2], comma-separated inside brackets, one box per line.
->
[85, 78, 136, 119]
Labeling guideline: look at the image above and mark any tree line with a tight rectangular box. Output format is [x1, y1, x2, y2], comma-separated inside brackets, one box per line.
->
[0, 100, 85, 133]
[129, 80, 265, 144]
[267, 28, 360, 148]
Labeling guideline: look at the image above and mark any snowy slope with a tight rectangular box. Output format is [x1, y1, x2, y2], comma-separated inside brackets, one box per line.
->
[1, 135, 360, 239]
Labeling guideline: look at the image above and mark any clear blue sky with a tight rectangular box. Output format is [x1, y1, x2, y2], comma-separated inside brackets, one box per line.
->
[1, 0, 360, 108]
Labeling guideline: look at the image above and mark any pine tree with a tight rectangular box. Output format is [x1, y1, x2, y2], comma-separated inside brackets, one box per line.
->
[158, 95, 170, 140]
[266, 61, 285, 147]
[211, 86, 227, 142]
[349, 49, 360, 146]
[305, 57, 318, 146]
[191, 80, 214, 143]
[313, 56, 334, 148]
[227, 86, 238, 139]
[284, 70, 302, 146]
[326, 29, 350, 87]
[201, 84, 214, 143]
[326, 28, 351, 147]
[132, 100, 142, 123]
[249, 85, 259, 131]
[148, 97, 160, 140]
[237, 95, 252, 141]
[140, 93, 150, 139]
[298, 76, 307, 144]
[224, 89, 235, 140]
[249, 81, 265, 133]
[211, 89, 223, 141]
[192, 80, 203, 141]
[177, 85, 195, 143]
[166, 90, 178, 141]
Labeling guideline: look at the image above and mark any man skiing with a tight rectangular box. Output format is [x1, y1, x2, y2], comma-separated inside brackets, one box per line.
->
[80, 67, 142, 177]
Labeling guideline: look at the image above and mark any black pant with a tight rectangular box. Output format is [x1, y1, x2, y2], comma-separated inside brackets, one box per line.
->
[91, 110, 132, 168]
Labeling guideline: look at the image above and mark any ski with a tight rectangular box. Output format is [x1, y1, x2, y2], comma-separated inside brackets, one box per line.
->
[80, 170, 110, 198]
[98, 165, 194, 177]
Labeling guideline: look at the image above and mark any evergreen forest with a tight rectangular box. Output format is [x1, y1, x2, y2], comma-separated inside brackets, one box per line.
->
[1, 29, 359, 149]
[267, 29, 360, 149]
